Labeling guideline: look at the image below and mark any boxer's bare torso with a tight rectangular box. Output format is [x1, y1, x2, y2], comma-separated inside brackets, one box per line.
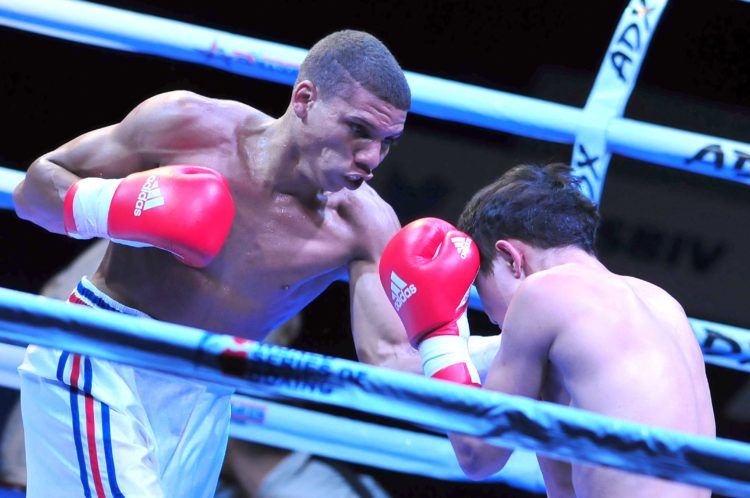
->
[530, 266, 714, 497]
[15, 90, 405, 339]
[461, 256, 715, 497]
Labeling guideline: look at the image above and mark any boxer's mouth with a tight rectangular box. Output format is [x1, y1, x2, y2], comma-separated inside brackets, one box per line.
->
[345, 174, 365, 189]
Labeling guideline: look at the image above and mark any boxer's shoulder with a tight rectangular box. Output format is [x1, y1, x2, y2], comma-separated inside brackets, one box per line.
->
[123, 91, 271, 150]
[622, 275, 681, 309]
[336, 184, 398, 231]
[513, 265, 673, 331]
[330, 184, 400, 258]
[132, 90, 256, 116]
[522, 264, 611, 300]
[509, 267, 601, 326]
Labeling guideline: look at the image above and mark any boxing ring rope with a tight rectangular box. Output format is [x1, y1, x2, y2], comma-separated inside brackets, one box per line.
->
[568, 0, 666, 203]
[0, 343, 544, 490]
[0, 167, 22, 210]
[0, 167, 746, 492]
[0, 288, 748, 496]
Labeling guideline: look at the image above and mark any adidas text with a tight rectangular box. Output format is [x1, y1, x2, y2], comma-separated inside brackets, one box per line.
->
[393, 284, 417, 311]
[133, 175, 165, 216]
[390, 272, 418, 311]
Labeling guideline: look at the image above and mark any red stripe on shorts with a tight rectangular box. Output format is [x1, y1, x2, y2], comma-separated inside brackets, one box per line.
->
[68, 293, 87, 306]
[85, 389, 106, 498]
[68, 317, 108, 498]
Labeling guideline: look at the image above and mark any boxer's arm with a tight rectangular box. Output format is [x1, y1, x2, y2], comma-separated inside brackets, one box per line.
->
[14, 91, 204, 233]
[350, 260, 501, 375]
[345, 190, 422, 373]
[349, 258, 422, 374]
[450, 280, 555, 479]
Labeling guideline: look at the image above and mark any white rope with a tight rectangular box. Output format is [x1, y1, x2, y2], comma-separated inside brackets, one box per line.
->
[0, 288, 747, 496]
[0, 341, 545, 490]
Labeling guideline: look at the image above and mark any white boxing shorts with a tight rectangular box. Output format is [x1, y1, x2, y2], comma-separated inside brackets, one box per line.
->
[19, 277, 233, 498]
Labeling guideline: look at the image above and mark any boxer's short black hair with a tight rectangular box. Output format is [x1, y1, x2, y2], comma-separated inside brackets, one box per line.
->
[297, 30, 411, 111]
[458, 163, 600, 274]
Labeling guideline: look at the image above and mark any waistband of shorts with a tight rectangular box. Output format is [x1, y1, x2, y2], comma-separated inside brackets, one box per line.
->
[69, 276, 150, 318]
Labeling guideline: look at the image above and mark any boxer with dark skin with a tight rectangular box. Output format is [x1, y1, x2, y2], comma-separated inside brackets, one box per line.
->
[14, 30, 430, 497]
[14, 30, 412, 367]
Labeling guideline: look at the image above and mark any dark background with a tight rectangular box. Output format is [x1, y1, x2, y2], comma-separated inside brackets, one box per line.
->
[1, 1, 749, 496]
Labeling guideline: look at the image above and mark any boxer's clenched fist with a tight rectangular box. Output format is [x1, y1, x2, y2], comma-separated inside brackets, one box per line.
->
[379, 217, 481, 386]
[64, 165, 234, 267]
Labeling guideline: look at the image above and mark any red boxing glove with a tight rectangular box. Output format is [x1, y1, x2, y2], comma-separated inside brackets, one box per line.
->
[379, 217, 481, 386]
[64, 165, 235, 268]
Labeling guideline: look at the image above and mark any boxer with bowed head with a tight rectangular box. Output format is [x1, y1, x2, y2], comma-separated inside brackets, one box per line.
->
[446, 163, 714, 497]
[13, 30, 423, 498]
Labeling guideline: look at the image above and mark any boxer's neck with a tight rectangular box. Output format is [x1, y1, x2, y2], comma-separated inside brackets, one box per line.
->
[523, 245, 605, 275]
[253, 115, 324, 203]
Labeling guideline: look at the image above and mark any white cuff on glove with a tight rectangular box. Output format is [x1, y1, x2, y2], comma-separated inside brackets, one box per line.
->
[67, 177, 120, 239]
[417, 313, 480, 384]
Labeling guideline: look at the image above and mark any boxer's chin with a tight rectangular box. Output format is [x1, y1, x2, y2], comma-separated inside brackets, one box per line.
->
[321, 174, 360, 193]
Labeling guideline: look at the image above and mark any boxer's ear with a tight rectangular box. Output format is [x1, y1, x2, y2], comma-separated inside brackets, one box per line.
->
[494, 240, 523, 278]
[292, 80, 317, 119]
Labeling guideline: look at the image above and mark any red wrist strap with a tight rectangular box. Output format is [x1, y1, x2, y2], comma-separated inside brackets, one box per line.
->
[63, 181, 81, 235]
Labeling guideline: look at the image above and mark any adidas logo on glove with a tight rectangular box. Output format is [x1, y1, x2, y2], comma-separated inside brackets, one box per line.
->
[451, 236, 472, 259]
[390, 271, 417, 311]
[133, 175, 165, 216]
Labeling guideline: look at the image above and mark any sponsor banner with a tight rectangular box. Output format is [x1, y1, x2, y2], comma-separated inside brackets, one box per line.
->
[206, 336, 368, 396]
[587, 0, 668, 116]
[691, 318, 750, 370]
[571, 0, 668, 202]
[609, 119, 750, 184]
[571, 126, 611, 204]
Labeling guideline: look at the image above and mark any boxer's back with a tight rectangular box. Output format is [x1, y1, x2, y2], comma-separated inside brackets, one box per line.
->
[540, 264, 714, 497]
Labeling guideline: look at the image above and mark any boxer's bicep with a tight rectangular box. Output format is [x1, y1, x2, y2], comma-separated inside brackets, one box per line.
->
[47, 91, 202, 178]
[345, 191, 419, 371]
[15, 91, 205, 232]
[483, 332, 548, 400]
[43, 126, 144, 180]
[14, 124, 139, 231]
[348, 258, 421, 374]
